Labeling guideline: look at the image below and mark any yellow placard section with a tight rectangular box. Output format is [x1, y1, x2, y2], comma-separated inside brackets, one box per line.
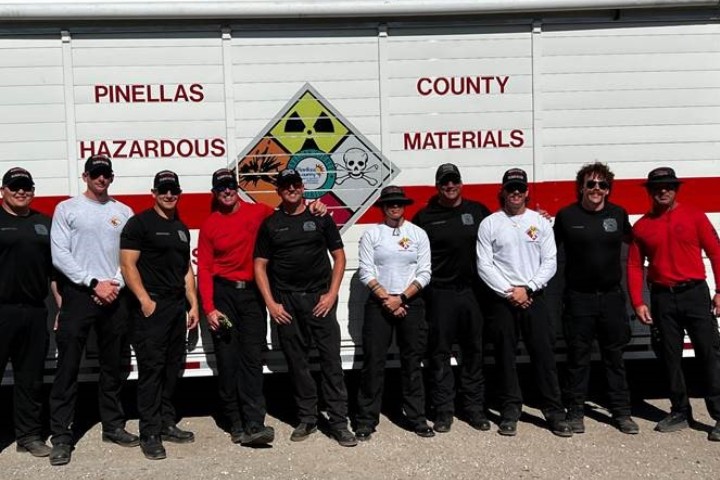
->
[270, 92, 349, 154]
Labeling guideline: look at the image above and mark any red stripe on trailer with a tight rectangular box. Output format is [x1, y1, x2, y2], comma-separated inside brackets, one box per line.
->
[29, 176, 720, 230]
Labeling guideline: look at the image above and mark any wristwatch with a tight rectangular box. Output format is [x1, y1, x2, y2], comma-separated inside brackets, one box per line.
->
[89, 278, 99, 290]
[400, 293, 409, 304]
[523, 286, 534, 297]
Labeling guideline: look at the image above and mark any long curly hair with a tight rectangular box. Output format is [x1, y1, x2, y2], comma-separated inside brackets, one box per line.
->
[575, 162, 615, 201]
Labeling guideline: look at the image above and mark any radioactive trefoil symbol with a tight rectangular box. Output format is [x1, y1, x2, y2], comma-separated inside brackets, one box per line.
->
[231, 83, 400, 232]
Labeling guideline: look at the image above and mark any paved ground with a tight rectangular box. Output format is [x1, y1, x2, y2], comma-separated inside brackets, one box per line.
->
[1, 363, 719, 479]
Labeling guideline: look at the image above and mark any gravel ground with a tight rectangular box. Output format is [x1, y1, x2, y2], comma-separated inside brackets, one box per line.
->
[1, 366, 719, 480]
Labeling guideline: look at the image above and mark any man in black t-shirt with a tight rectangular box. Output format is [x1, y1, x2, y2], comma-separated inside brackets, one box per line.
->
[0, 167, 55, 458]
[120, 170, 200, 460]
[254, 169, 356, 447]
[554, 162, 638, 435]
[412, 163, 492, 433]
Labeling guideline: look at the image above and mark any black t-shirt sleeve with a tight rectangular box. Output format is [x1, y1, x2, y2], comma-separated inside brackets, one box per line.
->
[479, 203, 491, 219]
[621, 208, 632, 239]
[321, 216, 344, 252]
[253, 218, 272, 259]
[553, 209, 565, 246]
[120, 216, 144, 251]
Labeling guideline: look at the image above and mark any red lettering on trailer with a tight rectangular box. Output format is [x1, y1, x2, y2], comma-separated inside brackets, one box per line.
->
[415, 76, 510, 96]
[92, 84, 206, 103]
[77, 138, 227, 159]
[403, 129, 526, 150]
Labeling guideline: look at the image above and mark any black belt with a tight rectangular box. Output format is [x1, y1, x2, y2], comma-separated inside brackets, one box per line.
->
[651, 279, 704, 294]
[215, 277, 255, 290]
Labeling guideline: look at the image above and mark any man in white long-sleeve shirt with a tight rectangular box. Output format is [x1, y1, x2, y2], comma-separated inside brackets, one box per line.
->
[48, 155, 138, 466]
[476, 168, 571, 438]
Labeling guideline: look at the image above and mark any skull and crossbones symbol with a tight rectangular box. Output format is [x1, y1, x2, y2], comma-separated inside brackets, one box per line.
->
[336, 148, 378, 186]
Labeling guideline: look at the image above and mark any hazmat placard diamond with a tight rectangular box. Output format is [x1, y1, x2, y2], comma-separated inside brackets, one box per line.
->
[232, 83, 399, 232]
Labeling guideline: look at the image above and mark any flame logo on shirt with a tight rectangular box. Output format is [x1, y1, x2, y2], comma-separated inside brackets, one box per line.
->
[398, 236, 411, 250]
[526, 225, 539, 240]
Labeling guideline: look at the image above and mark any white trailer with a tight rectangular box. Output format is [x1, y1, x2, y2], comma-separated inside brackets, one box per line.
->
[1, 0, 719, 382]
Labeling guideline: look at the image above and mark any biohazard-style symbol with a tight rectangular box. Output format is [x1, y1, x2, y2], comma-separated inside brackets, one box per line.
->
[232, 83, 400, 232]
[336, 148, 378, 186]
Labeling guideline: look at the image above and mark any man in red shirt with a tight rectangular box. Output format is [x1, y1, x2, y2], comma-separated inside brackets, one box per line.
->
[627, 166, 720, 441]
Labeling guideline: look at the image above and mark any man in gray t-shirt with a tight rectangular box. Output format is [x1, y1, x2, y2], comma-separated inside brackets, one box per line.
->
[48, 155, 138, 466]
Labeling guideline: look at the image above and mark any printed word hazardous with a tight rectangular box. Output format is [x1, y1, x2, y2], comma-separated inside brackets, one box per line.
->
[79, 138, 226, 159]
[94, 84, 205, 103]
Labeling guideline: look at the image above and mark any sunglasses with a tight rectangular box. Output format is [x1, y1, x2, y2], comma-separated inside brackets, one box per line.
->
[439, 176, 461, 186]
[5, 183, 34, 192]
[279, 182, 303, 191]
[503, 183, 528, 194]
[155, 186, 182, 196]
[213, 183, 238, 193]
[88, 169, 113, 180]
[585, 180, 610, 190]
[649, 183, 678, 192]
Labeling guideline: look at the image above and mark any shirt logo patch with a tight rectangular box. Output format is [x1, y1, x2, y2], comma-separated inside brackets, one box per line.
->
[526, 225, 539, 241]
[303, 221, 317, 232]
[178, 231, 188, 243]
[109, 216, 122, 228]
[398, 236, 411, 250]
[461, 213, 474, 226]
[602, 218, 618, 233]
[34, 224, 49, 235]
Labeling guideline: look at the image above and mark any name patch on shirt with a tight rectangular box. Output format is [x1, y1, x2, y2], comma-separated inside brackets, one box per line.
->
[178, 231, 188, 243]
[34, 224, 49, 236]
[303, 221, 317, 232]
[461, 213, 474, 226]
[602, 218, 618, 233]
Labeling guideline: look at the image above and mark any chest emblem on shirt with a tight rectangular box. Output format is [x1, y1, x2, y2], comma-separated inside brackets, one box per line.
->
[602, 218, 618, 233]
[109, 216, 122, 228]
[526, 225, 539, 241]
[461, 213, 474, 226]
[34, 224, 49, 236]
[398, 236, 411, 250]
[178, 231, 188, 243]
[303, 221, 317, 232]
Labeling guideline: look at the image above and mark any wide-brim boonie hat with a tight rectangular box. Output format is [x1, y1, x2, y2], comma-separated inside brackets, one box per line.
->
[374, 185, 413, 206]
[643, 167, 682, 186]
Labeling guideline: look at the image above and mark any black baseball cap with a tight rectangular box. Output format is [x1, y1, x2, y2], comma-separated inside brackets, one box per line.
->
[644, 167, 682, 186]
[2, 167, 34, 190]
[84, 155, 113, 175]
[277, 168, 303, 188]
[435, 163, 462, 184]
[502, 168, 528, 189]
[153, 170, 180, 190]
[212, 168, 237, 191]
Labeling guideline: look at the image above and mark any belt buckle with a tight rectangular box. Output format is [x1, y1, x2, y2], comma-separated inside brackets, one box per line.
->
[234, 281, 246, 289]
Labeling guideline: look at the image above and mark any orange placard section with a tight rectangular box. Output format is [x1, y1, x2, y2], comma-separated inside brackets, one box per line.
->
[237, 137, 290, 206]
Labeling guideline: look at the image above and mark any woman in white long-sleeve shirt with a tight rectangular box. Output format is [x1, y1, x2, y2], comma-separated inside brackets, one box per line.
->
[355, 186, 433, 441]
